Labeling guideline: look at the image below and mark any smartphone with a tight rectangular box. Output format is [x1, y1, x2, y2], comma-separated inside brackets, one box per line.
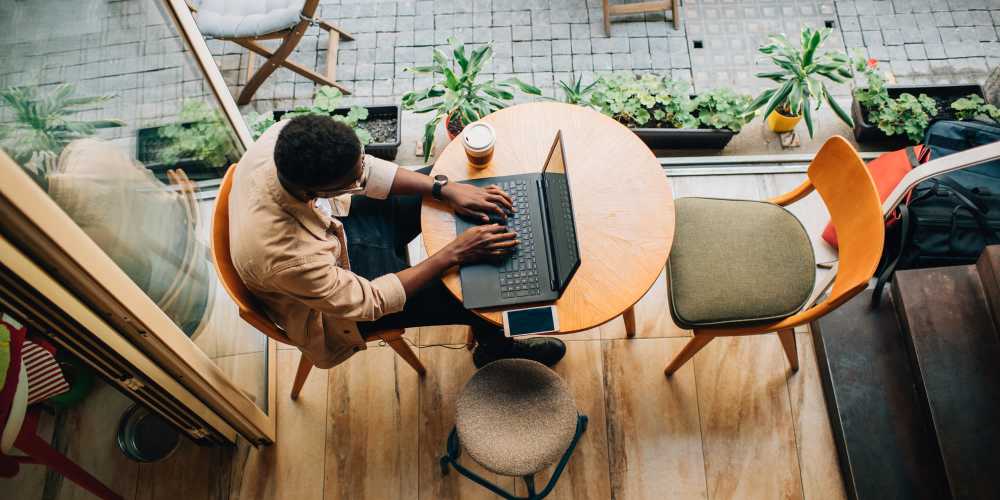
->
[502, 305, 559, 337]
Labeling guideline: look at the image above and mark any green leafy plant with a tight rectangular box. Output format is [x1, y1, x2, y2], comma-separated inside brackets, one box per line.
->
[401, 37, 541, 160]
[691, 88, 756, 131]
[589, 73, 698, 129]
[158, 100, 238, 167]
[246, 111, 276, 140]
[0, 84, 124, 182]
[874, 93, 938, 143]
[551, 75, 598, 106]
[852, 56, 938, 142]
[952, 94, 1000, 122]
[852, 55, 888, 111]
[749, 26, 854, 137]
[246, 86, 372, 144]
[587, 73, 753, 132]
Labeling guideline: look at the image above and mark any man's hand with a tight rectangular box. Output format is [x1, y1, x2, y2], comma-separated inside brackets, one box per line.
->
[396, 224, 518, 296]
[441, 224, 519, 265]
[441, 183, 514, 222]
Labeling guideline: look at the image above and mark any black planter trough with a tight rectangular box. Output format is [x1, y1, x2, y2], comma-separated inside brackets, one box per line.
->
[273, 104, 402, 161]
[629, 126, 737, 150]
[136, 124, 237, 183]
[851, 83, 985, 147]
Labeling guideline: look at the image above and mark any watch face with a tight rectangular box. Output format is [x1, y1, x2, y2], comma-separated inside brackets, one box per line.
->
[434, 174, 448, 182]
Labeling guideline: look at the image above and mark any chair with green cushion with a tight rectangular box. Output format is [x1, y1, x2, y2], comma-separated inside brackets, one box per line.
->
[440, 359, 588, 500]
[664, 136, 885, 376]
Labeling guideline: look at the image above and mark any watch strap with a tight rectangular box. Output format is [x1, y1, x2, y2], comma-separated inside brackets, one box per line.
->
[432, 175, 448, 200]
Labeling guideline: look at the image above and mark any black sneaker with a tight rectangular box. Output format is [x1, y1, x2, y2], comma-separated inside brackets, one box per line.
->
[472, 337, 567, 368]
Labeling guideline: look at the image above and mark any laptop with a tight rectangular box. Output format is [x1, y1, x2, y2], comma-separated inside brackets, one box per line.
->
[455, 130, 581, 309]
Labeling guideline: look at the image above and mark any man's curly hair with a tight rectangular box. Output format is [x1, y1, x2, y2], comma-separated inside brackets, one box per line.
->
[274, 114, 362, 188]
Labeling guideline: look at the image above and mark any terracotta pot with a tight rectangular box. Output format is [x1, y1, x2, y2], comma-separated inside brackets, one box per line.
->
[766, 109, 801, 133]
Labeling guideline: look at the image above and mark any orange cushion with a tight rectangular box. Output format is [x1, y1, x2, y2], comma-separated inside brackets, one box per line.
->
[823, 146, 924, 248]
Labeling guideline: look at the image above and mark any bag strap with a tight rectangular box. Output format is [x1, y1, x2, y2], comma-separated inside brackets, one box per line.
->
[917, 143, 931, 164]
[905, 146, 922, 168]
[872, 204, 912, 308]
[939, 181, 1000, 245]
[935, 176, 991, 212]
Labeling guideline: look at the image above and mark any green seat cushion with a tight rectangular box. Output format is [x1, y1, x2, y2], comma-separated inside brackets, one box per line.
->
[667, 197, 815, 329]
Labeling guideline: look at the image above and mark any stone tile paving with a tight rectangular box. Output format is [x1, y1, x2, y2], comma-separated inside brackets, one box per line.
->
[0, 0, 228, 157]
[3, 0, 995, 159]
[209, 0, 1000, 116]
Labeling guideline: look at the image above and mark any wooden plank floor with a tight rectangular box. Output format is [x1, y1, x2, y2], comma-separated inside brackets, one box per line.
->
[1, 172, 848, 499]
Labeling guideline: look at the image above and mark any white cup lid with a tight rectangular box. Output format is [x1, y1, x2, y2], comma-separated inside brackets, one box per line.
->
[463, 123, 494, 150]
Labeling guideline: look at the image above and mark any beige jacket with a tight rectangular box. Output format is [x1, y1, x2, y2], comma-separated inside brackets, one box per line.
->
[228, 121, 406, 368]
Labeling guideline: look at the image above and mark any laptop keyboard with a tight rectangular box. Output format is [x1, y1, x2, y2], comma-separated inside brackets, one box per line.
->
[498, 179, 541, 299]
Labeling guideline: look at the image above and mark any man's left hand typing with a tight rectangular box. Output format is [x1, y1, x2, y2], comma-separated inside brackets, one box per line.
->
[442, 183, 514, 223]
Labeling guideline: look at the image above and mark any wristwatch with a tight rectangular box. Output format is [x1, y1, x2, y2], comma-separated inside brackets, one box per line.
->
[432, 174, 449, 200]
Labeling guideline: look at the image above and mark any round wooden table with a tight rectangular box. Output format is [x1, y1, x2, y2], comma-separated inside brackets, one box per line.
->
[421, 102, 675, 334]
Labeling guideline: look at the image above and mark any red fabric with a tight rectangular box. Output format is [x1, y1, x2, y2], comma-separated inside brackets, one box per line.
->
[822, 145, 926, 248]
[23, 341, 69, 405]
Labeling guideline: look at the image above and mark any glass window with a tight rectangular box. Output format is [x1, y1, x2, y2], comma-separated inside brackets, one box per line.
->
[0, 0, 268, 410]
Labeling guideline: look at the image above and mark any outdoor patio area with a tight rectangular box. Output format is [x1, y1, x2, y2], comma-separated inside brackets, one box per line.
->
[212, 0, 999, 114]
[2, 1, 1000, 499]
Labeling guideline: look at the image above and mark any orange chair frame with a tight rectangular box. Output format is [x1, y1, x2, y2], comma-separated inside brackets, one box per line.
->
[664, 136, 885, 376]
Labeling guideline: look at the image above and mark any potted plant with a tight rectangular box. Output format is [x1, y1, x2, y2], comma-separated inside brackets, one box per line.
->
[401, 37, 541, 160]
[139, 100, 241, 182]
[951, 95, 1000, 122]
[0, 84, 124, 188]
[552, 75, 598, 107]
[586, 73, 754, 150]
[247, 86, 401, 160]
[749, 26, 854, 137]
[851, 56, 986, 146]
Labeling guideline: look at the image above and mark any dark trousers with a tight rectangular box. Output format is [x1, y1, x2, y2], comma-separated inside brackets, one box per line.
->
[341, 168, 507, 348]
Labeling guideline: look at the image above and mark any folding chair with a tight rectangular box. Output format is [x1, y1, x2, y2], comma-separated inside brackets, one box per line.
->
[601, 0, 681, 35]
[187, 0, 353, 105]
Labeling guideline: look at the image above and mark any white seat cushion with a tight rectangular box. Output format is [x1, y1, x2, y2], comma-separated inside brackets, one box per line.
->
[194, 0, 306, 38]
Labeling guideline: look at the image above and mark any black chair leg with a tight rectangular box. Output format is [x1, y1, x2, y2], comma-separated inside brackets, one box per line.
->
[439, 415, 589, 500]
[524, 475, 537, 497]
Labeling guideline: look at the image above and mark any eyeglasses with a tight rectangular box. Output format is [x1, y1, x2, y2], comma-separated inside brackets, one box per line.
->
[308, 153, 370, 199]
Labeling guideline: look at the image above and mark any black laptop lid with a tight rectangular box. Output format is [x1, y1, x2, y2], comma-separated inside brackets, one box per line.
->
[540, 131, 581, 292]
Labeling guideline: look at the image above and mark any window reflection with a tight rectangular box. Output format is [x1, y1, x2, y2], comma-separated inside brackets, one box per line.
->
[0, 0, 266, 409]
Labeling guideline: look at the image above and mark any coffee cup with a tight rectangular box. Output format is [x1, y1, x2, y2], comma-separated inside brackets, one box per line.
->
[462, 122, 495, 168]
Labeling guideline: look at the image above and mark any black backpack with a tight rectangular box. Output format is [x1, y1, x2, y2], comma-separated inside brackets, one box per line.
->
[874, 120, 1000, 301]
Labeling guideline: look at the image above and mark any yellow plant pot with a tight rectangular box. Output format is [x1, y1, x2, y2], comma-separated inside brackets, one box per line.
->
[766, 110, 802, 133]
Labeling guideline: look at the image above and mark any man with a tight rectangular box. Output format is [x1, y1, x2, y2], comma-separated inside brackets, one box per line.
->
[228, 114, 566, 369]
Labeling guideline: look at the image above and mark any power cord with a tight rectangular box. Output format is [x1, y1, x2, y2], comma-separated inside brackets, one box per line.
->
[375, 336, 472, 350]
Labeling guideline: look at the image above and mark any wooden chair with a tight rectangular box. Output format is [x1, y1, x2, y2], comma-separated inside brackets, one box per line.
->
[663, 136, 884, 376]
[211, 164, 425, 400]
[187, 0, 353, 105]
[602, 0, 681, 35]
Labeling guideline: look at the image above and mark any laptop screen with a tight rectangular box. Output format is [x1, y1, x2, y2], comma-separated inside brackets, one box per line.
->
[541, 131, 581, 291]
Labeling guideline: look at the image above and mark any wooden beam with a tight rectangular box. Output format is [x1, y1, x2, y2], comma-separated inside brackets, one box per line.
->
[235, 39, 351, 95]
[607, 0, 670, 16]
[318, 20, 354, 41]
[326, 31, 339, 82]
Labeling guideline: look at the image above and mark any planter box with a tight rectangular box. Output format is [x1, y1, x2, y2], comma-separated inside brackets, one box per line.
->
[273, 104, 402, 161]
[629, 126, 737, 150]
[136, 124, 236, 183]
[852, 84, 985, 147]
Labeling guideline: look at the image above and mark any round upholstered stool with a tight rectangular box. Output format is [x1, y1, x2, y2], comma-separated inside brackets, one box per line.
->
[440, 359, 588, 500]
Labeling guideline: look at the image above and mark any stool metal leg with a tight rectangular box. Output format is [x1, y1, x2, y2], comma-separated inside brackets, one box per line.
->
[439, 415, 589, 500]
[523, 475, 537, 497]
